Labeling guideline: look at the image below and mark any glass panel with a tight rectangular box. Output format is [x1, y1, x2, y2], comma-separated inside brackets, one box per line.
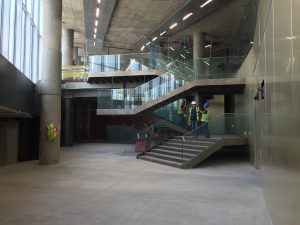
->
[31, 28, 38, 82]
[1, 0, 11, 58]
[14, 0, 23, 69]
[8, 0, 16, 62]
[24, 15, 32, 79]
[0, 0, 3, 50]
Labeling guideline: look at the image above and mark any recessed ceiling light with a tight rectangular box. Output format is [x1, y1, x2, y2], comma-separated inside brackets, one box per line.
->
[93, 41, 96, 46]
[94, 34, 96, 39]
[96, 7, 99, 17]
[94, 28, 97, 33]
[97, 0, 101, 3]
[170, 47, 175, 51]
[152, 37, 158, 41]
[95, 20, 98, 26]
[250, 41, 254, 44]
[183, 12, 193, 20]
[169, 23, 178, 30]
[166, 62, 172, 67]
[141, 45, 145, 51]
[160, 31, 167, 36]
[205, 44, 211, 48]
[200, 0, 213, 8]
[180, 54, 186, 59]
[146, 42, 151, 45]
[203, 60, 210, 66]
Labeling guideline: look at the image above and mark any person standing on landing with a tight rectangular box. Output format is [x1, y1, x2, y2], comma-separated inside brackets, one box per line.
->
[200, 102, 211, 138]
[189, 101, 201, 137]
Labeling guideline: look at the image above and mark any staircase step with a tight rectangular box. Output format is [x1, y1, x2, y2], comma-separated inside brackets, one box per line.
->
[173, 136, 220, 142]
[164, 141, 212, 150]
[151, 148, 197, 158]
[169, 138, 216, 145]
[138, 155, 182, 168]
[145, 152, 189, 163]
[158, 144, 207, 152]
[154, 146, 204, 155]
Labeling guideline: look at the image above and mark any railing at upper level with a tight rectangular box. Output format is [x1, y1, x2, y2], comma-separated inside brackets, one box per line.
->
[62, 65, 89, 80]
[96, 55, 246, 110]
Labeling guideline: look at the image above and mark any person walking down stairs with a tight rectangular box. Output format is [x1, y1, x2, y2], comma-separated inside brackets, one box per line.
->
[189, 101, 201, 137]
[200, 102, 211, 138]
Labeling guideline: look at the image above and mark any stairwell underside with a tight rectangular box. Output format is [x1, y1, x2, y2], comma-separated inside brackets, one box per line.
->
[182, 136, 247, 169]
[97, 78, 245, 115]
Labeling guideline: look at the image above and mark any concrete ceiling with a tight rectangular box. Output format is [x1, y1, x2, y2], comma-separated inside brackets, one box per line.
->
[64, 0, 257, 57]
[101, 0, 187, 54]
[62, 0, 85, 49]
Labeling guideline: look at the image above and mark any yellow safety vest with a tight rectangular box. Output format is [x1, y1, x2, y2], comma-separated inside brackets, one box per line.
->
[189, 107, 200, 121]
[201, 108, 210, 122]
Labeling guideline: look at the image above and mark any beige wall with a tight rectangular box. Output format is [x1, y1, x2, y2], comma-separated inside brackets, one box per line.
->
[236, 0, 300, 225]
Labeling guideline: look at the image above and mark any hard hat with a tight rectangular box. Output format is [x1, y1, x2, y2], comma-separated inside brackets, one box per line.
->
[191, 101, 197, 105]
[204, 102, 209, 108]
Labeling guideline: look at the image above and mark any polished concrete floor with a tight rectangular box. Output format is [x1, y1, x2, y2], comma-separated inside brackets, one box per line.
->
[0, 144, 272, 225]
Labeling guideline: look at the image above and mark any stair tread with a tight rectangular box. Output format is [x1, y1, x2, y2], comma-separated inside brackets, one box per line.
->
[159, 144, 207, 151]
[152, 148, 198, 157]
[145, 152, 190, 160]
[165, 142, 212, 148]
[139, 155, 182, 168]
[169, 138, 216, 144]
[154, 147, 204, 154]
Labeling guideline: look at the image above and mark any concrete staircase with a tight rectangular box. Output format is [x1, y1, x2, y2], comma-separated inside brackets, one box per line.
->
[138, 135, 247, 169]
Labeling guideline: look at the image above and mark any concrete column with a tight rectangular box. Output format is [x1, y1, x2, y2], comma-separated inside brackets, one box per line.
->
[193, 32, 205, 78]
[39, 0, 62, 165]
[62, 98, 74, 146]
[62, 29, 74, 66]
[73, 47, 79, 65]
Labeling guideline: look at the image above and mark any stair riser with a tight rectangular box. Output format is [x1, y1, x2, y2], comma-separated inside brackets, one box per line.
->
[139, 156, 182, 168]
[155, 146, 203, 155]
[164, 142, 210, 150]
[159, 145, 206, 152]
[167, 139, 215, 146]
[172, 137, 219, 142]
[151, 150, 195, 159]
[145, 153, 187, 163]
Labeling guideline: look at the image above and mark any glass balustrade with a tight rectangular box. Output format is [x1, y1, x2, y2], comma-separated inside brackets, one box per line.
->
[97, 55, 245, 110]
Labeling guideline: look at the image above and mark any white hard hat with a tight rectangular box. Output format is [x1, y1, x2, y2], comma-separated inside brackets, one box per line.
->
[191, 101, 197, 105]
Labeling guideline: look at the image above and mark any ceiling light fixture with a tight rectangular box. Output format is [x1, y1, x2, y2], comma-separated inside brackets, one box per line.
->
[169, 23, 178, 30]
[93, 41, 96, 46]
[170, 46, 175, 51]
[141, 45, 145, 51]
[160, 31, 167, 36]
[97, 0, 101, 3]
[200, 0, 213, 8]
[146, 42, 151, 46]
[94, 28, 97, 33]
[183, 12, 193, 20]
[166, 62, 172, 67]
[96, 7, 99, 17]
[94, 34, 96, 39]
[95, 20, 98, 26]
[205, 44, 211, 48]
[203, 60, 210, 66]
[180, 54, 186, 59]
[152, 37, 158, 41]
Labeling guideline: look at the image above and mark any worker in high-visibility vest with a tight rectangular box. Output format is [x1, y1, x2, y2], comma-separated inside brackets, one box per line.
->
[188, 101, 201, 137]
[200, 102, 211, 138]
